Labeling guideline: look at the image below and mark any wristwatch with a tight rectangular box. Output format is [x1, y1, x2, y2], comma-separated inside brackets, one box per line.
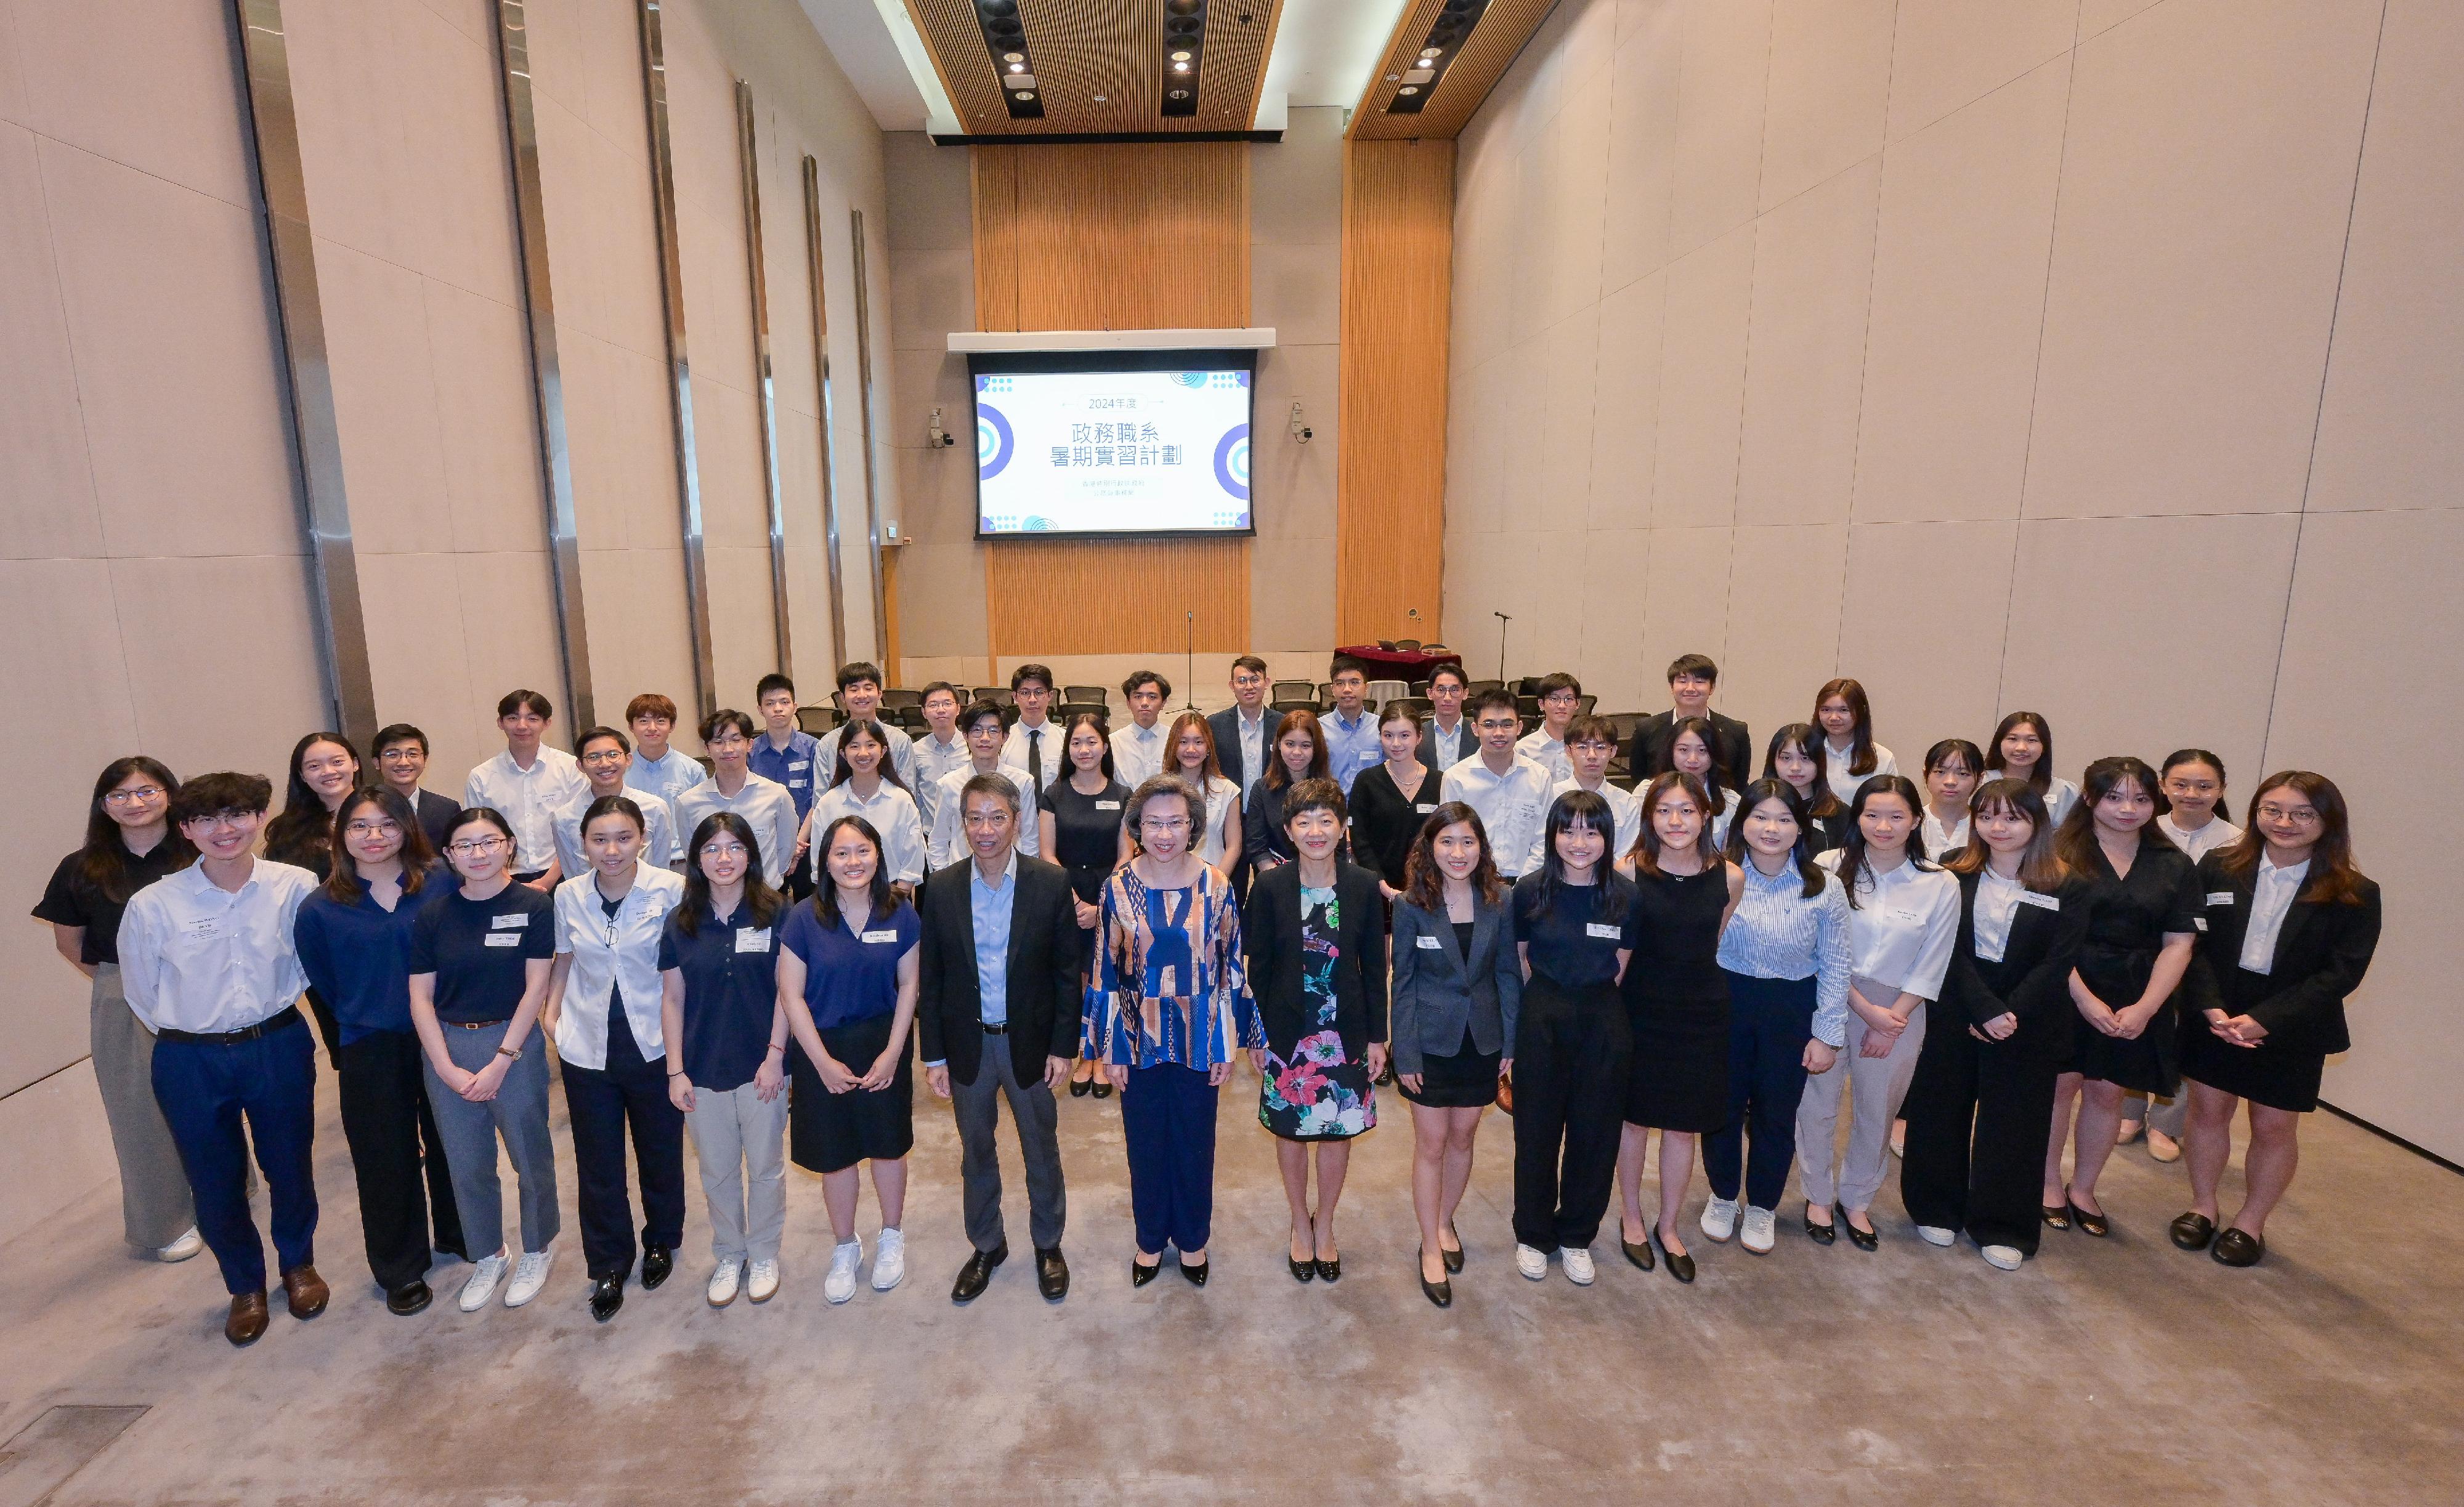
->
[496, 1043, 522, 1061]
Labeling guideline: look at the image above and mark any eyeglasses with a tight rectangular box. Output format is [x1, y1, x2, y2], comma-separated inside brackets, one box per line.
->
[580, 751, 626, 766]
[447, 836, 509, 855]
[963, 812, 1013, 829]
[376, 748, 423, 762]
[2256, 804, 2319, 824]
[1140, 817, 1191, 834]
[102, 786, 166, 806]
[344, 820, 403, 839]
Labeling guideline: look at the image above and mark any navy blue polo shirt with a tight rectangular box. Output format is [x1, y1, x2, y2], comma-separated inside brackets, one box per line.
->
[408, 881, 556, 1024]
[294, 867, 450, 1043]
[658, 896, 784, 1091]
[780, 896, 919, 1031]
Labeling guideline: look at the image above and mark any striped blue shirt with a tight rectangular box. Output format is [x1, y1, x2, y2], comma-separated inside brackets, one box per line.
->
[1717, 862, 1855, 1047]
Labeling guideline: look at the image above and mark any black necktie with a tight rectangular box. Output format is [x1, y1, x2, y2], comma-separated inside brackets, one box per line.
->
[1026, 725, 1044, 790]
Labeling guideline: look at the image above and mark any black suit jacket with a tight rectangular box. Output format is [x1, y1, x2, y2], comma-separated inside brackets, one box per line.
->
[1208, 706, 1274, 796]
[1945, 870, 2094, 1035]
[1415, 716, 1475, 778]
[2184, 854, 2381, 1054]
[1628, 709, 1752, 790]
[1244, 860, 1389, 1061]
[411, 789, 463, 856]
[915, 852, 1083, 1087]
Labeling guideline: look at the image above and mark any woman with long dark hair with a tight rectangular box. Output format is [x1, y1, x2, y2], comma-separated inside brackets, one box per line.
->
[1664, 719, 1736, 852]
[1040, 710, 1130, 1097]
[1812, 680, 1895, 808]
[1762, 723, 1848, 855]
[2171, 774, 2380, 1268]
[1165, 711, 1244, 879]
[806, 719, 926, 891]
[32, 757, 199, 1259]
[1985, 712, 2079, 826]
[1244, 709, 1333, 871]
[264, 730, 363, 1060]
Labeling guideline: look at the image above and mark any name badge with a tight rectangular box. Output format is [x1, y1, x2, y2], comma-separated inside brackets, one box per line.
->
[491, 913, 531, 929]
[1586, 922, 1621, 940]
[2017, 892, 2061, 911]
[1889, 908, 1923, 924]
[736, 927, 771, 953]
[2207, 892, 2234, 906]
[2194, 918, 2208, 932]
[1415, 803, 1437, 814]
[484, 932, 524, 948]
[183, 918, 222, 942]
[861, 929, 901, 944]
[1416, 934, 1442, 950]
[1095, 800, 1122, 811]
[788, 760, 809, 771]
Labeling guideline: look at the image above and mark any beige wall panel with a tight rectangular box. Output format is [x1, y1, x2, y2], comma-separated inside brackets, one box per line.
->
[890, 248, 974, 355]
[1440, 525, 1536, 678]
[112, 554, 330, 776]
[1852, 57, 2069, 525]
[0, 558, 142, 754]
[522, 0, 651, 143]
[1253, 242, 1340, 348]
[0, 123, 102, 559]
[1737, 156, 1879, 528]
[0, 2, 26, 126]
[1650, 222, 1754, 529]
[1834, 520, 2016, 754]
[12, 0, 253, 208]
[560, 329, 684, 552]
[687, 378, 771, 552]
[579, 546, 699, 717]
[532, 92, 666, 361]
[1534, 307, 1601, 537]
[679, 208, 757, 427]
[1574, 525, 1652, 714]
[1585, 270, 1665, 533]
[2077, 0, 2163, 39]
[424, 280, 554, 556]
[1885, 0, 2080, 145]
[1254, 344, 1337, 541]
[1532, 68, 1610, 335]
[1448, 114, 1518, 374]
[1598, 0, 1682, 297]
[705, 543, 785, 695]
[1636, 525, 1733, 693]
[2022, 0, 2379, 520]
[893, 542, 989, 663]
[1251, 536, 1339, 652]
[284, 0, 421, 271]
[895, 406, 978, 544]
[890, 347, 969, 467]
[2305, 0, 2464, 515]
[1443, 357, 1507, 541]
[1250, 107, 1342, 250]
[314, 240, 454, 556]
[392, 0, 524, 309]
[1721, 523, 1847, 741]
[1668, 0, 1773, 259]
[1759, 0, 1894, 211]
[354, 551, 487, 779]
[452, 551, 573, 750]
[886, 129, 974, 252]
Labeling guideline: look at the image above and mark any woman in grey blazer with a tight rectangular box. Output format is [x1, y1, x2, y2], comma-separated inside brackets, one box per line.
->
[1390, 801, 1520, 1307]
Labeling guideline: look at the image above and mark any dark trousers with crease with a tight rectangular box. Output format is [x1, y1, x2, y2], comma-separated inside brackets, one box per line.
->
[1510, 977, 1629, 1251]
[1120, 1063, 1218, 1256]
[336, 1028, 466, 1288]
[151, 1010, 318, 1296]
[1704, 972, 1817, 1211]
[1899, 1008, 2060, 1256]
[560, 1007, 686, 1280]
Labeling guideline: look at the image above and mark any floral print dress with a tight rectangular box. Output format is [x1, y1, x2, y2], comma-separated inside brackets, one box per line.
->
[1258, 885, 1377, 1141]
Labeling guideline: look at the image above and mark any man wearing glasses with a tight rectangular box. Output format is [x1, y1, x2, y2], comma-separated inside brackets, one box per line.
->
[118, 772, 327, 1346]
[670, 710, 801, 890]
[553, 727, 681, 871]
[370, 723, 464, 855]
[1440, 689, 1557, 880]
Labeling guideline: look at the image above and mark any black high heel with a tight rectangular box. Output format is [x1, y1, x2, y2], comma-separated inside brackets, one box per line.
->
[1131, 1255, 1160, 1288]
[1314, 1254, 1342, 1283]
[1178, 1258, 1209, 1287]
[1288, 1242, 1315, 1283]
[1419, 1249, 1453, 1308]
[1440, 1223, 1464, 1275]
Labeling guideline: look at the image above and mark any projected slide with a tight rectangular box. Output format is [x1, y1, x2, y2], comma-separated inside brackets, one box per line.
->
[975, 366, 1252, 536]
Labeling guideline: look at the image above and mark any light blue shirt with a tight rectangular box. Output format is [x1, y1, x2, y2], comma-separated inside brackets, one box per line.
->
[1322, 707, 1382, 794]
[969, 850, 1019, 1027]
[1717, 861, 1855, 1048]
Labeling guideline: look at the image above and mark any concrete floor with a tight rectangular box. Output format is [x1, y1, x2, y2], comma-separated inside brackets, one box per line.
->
[1, 1067, 2458, 1506]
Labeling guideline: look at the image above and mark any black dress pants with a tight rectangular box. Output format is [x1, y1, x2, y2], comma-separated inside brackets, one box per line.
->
[561, 1004, 686, 1280]
[1510, 977, 1630, 1251]
[337, 1027, 466, 1288]
[1899, 1010, 2059, 1256]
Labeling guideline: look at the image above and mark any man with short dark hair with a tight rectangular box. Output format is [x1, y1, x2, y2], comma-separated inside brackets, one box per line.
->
[465, 690, 588, 888]
[1001, 663, 1063, 790]
[1627, 653, 1751, 789]
[1517, 672, 1583, 783]
[670, 710, 800, 889]
[1321, 655, 1381, 794]
[371, 723, 461, 854]
[813, 661, 917, 791]
[556, 727, 680, 871]
[909, 682, 971, 842]
[1416, 662, 1473, 777]
[1209, 656, 1275, 902]
[623, 693, 708, 809]
[119, 772, 327, 1346]
[1110, 670, 1172, 786]
[1440, 690, 1555, 879]
[928, 701, 1041, 868]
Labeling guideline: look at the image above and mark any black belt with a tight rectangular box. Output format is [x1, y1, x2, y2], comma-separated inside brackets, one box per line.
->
[982, 1022, 1010, 1036]
[446, 1017, 514, 1030]
[158, 1005, 304, 1046]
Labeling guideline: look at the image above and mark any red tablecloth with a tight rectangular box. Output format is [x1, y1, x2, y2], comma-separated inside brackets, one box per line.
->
[1335, 644, 1464, 680]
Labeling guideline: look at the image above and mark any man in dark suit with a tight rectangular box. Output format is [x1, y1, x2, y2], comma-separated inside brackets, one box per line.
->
[1209, 655, 1276, 899]
[917, 771, 1082, 1304]
[371, 722, 463, 854]
[1626, 653, 1752, 790]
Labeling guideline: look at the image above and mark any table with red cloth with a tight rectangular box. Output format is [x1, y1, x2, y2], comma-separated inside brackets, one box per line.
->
[1334, 644, 1464, 681]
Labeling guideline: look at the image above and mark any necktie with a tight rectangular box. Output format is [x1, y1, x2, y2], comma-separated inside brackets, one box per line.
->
[1026, 725, 1044, 790]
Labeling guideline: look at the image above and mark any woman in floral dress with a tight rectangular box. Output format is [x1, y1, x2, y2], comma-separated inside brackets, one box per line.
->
[1246, 778, 1389, 1283]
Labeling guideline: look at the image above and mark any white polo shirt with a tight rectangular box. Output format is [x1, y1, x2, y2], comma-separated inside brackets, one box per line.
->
[671, 773, 801, 889]
[808, 780, 928, 885]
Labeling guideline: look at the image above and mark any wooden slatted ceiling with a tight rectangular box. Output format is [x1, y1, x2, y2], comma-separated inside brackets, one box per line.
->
[908, 0, 1284, 136]
[1348, 0, 1558, 140]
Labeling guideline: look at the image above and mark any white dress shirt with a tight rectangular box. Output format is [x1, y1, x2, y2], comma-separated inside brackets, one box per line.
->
[1109, 720, 1169, 789]
[1423, 717, 1469, 772]
[1972, 867, 2028, 964]
[1816, 849, 1961, 1000]
[1517, 730, 1573, 785]
[908, 732, 971, 831]
[1441, 753, 1556, 879]
[670, 773, 800, 889]
[550, 865, 686, 1070]
[117, 859, 320, 1033]
[1921, 809, 1971, 862]
[465, 746, 590, 875]
[625, 747, 708, 810]
[554, 786, 680, 874]
[809, 780, 927, 885]
[2239, 857, 2309, 975]
[1003, 719, 1064, 788]
[2158, 812, 2243, 863]
[1196, 774, 1242, 867]
[814, 721, 917, 793]
[1552, 777, 1641, 862]
[1822, 740, 1899, 808]
[928, 762, 1041, 868]
[1228, 708, 1271, 800]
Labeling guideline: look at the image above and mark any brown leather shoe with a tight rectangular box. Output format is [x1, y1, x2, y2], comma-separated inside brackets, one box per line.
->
[282, 1264, 330, 1320]
[226, 1291, 270, 1346]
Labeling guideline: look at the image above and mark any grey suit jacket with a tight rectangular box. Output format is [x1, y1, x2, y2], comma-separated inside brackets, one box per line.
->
[1415, 716, 1475, 778]
[1387, 890, 1522, 1076]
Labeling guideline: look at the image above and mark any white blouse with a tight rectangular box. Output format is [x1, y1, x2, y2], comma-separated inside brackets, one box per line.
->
[1921, 809, 1971, 862]
[1816, 848, 1960, 1000]
[2158, 812, 2242, 863]
[1194, 774, 1242, 867]
[2240, 857, 2309, 974]
[808, 780, 927, 885]
[1823, 740, 1898, 807]
[1972, 867, 2027, 964]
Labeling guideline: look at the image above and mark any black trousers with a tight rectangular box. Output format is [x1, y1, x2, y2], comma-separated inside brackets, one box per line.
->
[561, 1007, 686, 1280]
[336, 1028, 466, 1287]
[1899, 1009, 2060, 1256]
[1510, 977, 1629, 1251]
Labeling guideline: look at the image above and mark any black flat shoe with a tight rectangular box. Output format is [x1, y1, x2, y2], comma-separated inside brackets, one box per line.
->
[2211, 1228, 2265, 1267]
[952, 1243, 1007, 1303]
[1619, 1232, 1655, 1272]
[1070, 1077, 1093, 1098]
[1178, 1258, 1209, 1287]
[641, 1244, 674, 1290]
[1419, 1251, 1453, 1309]
[1804, 1203, 1836, 1245]
[2042, 1201, 2073, 1230]
[1091, 1081, 1112, 1099]
[588, 1274, 625, 1322]
[385, 1280, 432, 1317]
[1035, 1245, 1070, 1301]
[1314, 1256, 1341, 1283]
[2170, 1211, 2218, 1251]
[2068, 1201, 2110, 1238]
[1841, 1206, 1878, 1252]
[1440, 1224, 1464, 1274]
[1653, 1224, 1696, 1283]
[1288, 1250, 1316, 1283]
[1132, 1256, 1161, 1288]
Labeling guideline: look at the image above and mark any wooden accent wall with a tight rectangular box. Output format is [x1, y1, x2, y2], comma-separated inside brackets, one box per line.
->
[1335, 138, 1454, 647]
[970, 144, 1253, 657]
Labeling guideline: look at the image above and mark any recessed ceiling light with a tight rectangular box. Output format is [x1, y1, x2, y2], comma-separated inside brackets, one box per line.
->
[1016, 90, 1035, 100]
[1385, 73, 1401, 83]
[1008, 62, 1023, 71]
[1398, 85, 1418, 95]
[1093, 94, 1107, 102]
[1170, 49, 1191, 60]
[1421, 47, 1441, 58]
[1172, 60, 1189, 72]
[1169, 88, 1189, 100]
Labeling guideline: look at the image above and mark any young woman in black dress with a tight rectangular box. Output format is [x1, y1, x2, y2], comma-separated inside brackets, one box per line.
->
[1612, 772, 1742, 1284]
[1762, 723, 1849, 855]
[1350, 704, 1439, 899]
[1038, 711, 1129, 1099]
[1244, 710, 1332, 872]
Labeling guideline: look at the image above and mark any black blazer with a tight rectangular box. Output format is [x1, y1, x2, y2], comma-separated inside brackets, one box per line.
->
[1388, 889, 1520, 1073]
[1244, 860, 1390, 1061]
[2184, 853, 2381, 1054]
[1945, 870, 2094, 1033]
[915, 853, 1083, 1087]
[1628, 709, 1752, 790]
[1415, 716, 1476, 778]
[1207, 706, 1273, 797]
[411, 788, 463, 856]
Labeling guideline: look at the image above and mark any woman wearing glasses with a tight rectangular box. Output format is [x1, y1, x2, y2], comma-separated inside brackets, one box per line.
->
[32, 758, 201, 1261]
[408, 808, 561, 1314]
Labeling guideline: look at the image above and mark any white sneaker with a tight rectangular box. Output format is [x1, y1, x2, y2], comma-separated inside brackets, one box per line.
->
[707, 1260, 742, 1307]
[1740, 1206, 1777, 1254]
[1916, 1224, 1956, 1247]
[746, 1259, 779, 1303]
[460, 1248, 509, 1311]
[1560, 1246, 1595, 1286]
[156, 1227, 204, 1263]
[504, 1247, 554, 1308]
[824, 1240, 862, 1304]
[1981, 1244, 2024, 1271]
[1700, 1197, 1740, 1243]
[1515, 1243, 1549, 1280]
[872, 1228, 906, 1291]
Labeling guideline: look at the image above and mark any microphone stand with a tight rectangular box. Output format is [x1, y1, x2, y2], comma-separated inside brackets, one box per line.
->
[1493, 611, 1512, 684]
[1184, 611, 1199, 711]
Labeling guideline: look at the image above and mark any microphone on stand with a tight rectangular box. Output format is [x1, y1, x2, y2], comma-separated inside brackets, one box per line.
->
[1493, 611, 1512, 684]
[1184, 611, 1199, 711]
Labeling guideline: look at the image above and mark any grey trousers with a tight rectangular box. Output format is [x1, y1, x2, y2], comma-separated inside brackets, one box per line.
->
[90, 965, 197, 1251]
[686, 1079, 788, 1264]
[1797, 990, 1929, 1211]
[2138, 1089, 2187, 1139]
[422, 1021, 561, 1256]
[951, 1033, 1066, 1253]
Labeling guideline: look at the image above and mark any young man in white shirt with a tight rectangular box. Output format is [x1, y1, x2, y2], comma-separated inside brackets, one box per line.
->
[1001, 663, 1063, 790]
[670, 709, 801, 889]
[1552, 714, 1641, 860]
[1321, 657, 1382, 794]
[556, 726, 681, 872]
[813, 661, 917, 792]
[931, 700, 1041, 869]
[909, 682, 971, 838]
[117, 771, 327, 1347]
[1416, 662, 1473, 777]
[1109, 670, 1172, 788]
[1440, 689, 1557, 879]
[623, 692, 708, 809]
[464, 689, 589, 888]
[1516, 672, 1581, 784]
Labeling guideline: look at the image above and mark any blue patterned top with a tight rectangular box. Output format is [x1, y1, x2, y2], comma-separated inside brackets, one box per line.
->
[1716, 861, 1855, 1047]
[1087, 863, 1259, 1069]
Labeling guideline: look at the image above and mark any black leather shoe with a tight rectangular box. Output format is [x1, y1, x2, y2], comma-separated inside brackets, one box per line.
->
[641, 1244, 675, 1290]
[1620, 1232, 1656, 1272]
[1653, 1224, 1696, 1283]
[1313, 1255, 1341, 1283]
[1035, 1245, 1069, 1301]
[1132, 1255, 1161, 1288]
[2211, 1228, 2266, 1267]
[1440, 1224, 1464, 1275]
[952, 1243, 1007, 1303]
[2042, 1202, 2073, 1231]
[385, 1280, 432, 1317]
[1288, 1245, 1316, 1283]
[2068, 1201, 2110, 1238]
[1091, 1081, 1112, 1099]
[1178, 1258, 1208, 1287]
[2170, 1211, 2218, 1251]
[589, 1274, 625, 1322]
[1805, 1203, 1837, 1245]
[1841, 1206, 1879, 1251]
[1070, 1077, 1093, 1098]
[1420, 1251, 1453, 1309]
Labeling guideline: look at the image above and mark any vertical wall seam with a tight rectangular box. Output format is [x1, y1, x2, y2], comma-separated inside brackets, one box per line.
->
[1834, 1, 1903, 684]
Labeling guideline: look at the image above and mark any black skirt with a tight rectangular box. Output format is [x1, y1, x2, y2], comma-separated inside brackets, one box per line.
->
[2179, 1025, 2324, 1114]
[1624, 982, 1731, 1131]
[1400, 1028, 1500, 1109]
[788, 1011, 915, 1174]
[2069, 944, 2181, 1096]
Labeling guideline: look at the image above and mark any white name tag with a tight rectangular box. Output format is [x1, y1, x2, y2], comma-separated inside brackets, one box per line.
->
[1890, 908, 1923, 923]
[1416, 934, 1442, 950]
[2207, 892, 2234, 906]
[183, 918, 222, 942]
[490, 913, 531, 929]
[1416, 803, 1437, 814]
[2017, 892, 2061, 911]
[1586, 922, 1621, 940]
[2194, 918, 2208, 932]
[1095, 800, 1122, 810]
[484, 932, 523, 948]
[736, 927, 771, 953]
[861, 929, 900, 945]
[788, 760, 809, 771]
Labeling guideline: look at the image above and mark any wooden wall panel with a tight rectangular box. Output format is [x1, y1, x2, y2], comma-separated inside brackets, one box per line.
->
[1350, 0, 1561, 141]
[1336, 139, 1454, 646]
[908, 0, 1284, 137]
[969, 142, 1253, 657]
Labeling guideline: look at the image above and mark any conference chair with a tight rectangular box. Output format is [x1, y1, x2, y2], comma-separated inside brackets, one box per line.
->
[973, 687, 1015, 708]
[1271, 679, 1316, 703]
[1386, 697, 1433, 721]
[796, 707, 840, 737]
[880, 689, 924, 711]
[1063, 685, 1110, 708]
[1466, 680, 1503, 697]
[1058, 701, 1109, 725]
